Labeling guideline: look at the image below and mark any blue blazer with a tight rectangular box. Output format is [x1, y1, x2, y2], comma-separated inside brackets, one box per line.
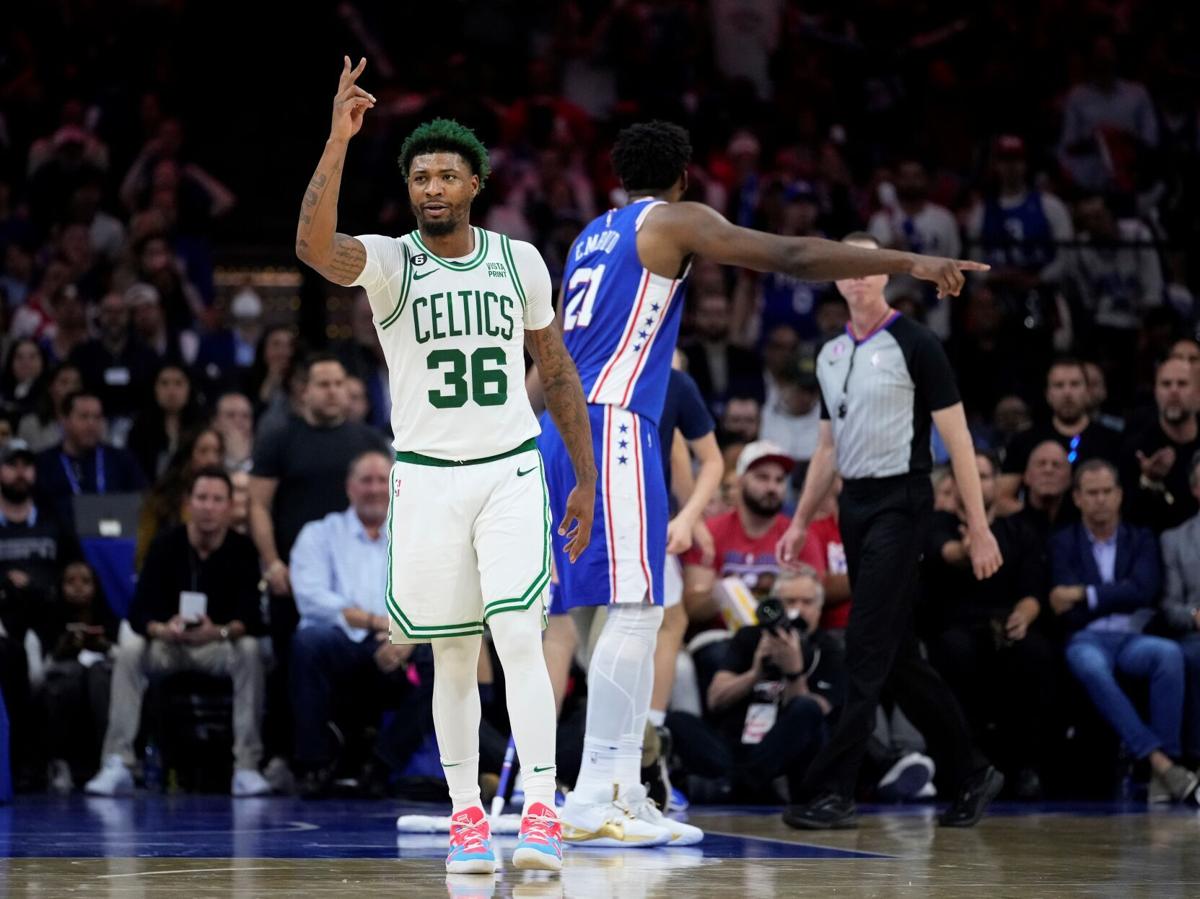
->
[1049, 521, 1162, 633]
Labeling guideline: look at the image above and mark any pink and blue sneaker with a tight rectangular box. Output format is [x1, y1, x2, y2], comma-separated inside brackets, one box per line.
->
[512, 801, 563, 872]
[446, 806, 497, 874]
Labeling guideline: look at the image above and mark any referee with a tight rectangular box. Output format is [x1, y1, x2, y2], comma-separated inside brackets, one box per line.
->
[777, 232, 1004, 829]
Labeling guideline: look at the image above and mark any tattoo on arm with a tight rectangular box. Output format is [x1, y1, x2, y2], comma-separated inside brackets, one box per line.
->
[296, 143, 365, 285]
[527, 327, 595, 483]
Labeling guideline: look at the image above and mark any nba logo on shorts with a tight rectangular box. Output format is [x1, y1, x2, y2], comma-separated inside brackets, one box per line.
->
[394, 479, 402, 498]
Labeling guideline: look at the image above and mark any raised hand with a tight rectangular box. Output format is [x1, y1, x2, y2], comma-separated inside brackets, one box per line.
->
[909, 255, 990, 299]
[331, 56, 376, 142]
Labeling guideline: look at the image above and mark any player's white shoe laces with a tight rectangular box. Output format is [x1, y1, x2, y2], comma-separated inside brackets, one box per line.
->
[623, 783, 704, 845]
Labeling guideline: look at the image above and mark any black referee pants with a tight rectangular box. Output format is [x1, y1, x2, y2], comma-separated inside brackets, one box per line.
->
[798, 473, 986, 801]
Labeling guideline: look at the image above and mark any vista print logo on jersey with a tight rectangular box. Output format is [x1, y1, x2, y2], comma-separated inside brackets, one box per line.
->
[486, 262, 508, 279]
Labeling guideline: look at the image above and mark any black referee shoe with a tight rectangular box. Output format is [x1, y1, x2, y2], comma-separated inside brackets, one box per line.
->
[938, 766, 1005, 827]
[782, 793, 858, 830]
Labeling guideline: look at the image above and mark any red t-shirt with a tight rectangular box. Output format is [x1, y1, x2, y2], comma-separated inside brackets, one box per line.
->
[798, 514, 851, 630]
[685, 509, 793, 599]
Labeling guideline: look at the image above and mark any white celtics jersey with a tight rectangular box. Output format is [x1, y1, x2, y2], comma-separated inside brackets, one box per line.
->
[351, 227, 554, 461]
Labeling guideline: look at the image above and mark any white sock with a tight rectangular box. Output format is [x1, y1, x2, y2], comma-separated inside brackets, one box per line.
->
[574, 604, 663, 799]
[489, 603, 558, 813]
[430, 636, 484, 813]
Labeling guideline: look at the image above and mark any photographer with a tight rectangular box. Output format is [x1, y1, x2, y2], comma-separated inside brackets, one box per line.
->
[667, 567, 844, 803]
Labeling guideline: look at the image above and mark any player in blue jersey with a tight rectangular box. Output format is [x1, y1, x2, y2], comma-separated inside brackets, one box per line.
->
[539, 121, 988, 846]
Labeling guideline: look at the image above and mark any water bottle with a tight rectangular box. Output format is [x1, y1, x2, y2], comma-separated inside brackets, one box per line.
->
[143, 741, 163, 793]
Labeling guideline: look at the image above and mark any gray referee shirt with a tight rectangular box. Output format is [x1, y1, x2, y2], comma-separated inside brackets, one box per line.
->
[817, 312, 960, 480]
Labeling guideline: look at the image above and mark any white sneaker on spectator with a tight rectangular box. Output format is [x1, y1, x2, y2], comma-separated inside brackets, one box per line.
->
[560, 784, 672, 847]
[877, 752, 936, 802]
[232, 768, 273, 797]
[1151, 765, 1198, 805]
[624, 784, 704, 845]
[263, 756, 295, 794]
[48, 759, 73, 795]
[85, 755, 134, 797]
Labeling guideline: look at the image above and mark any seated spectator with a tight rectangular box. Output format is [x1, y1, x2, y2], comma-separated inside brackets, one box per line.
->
[716, 394, 761, 448]
[1120, 358, 1199, 533]
[17, 362, 81, 452]
[1159, 451, 1200, 764]
[128, 282, 198, 367]
[924, 450, 1059, 798]
[194, 288, 263, 395]
[0, 439, 80, 787]
[43, 281, 90, 366]
[1084, 361, 1125, 434]
[760, 351, 821, 463]
[41, 561, 118, 793]
[289, 450, 434, 797]
[932, 465, 959, 514]
[34, 391, 147, 528]
[998, 358, 1122, 511]
[335, 294, 390, 431]
[69, 291, 159, 425]
[1065, 194, 1164, 392]
[0, 338, 47, 421]
[966, 135, 1074, 297]
[1050, 459, 1195, 803]
[212, 392, 254, 473]
[344, 375, 369, 425]
[683, 292, 764, 409]
[136, 426, 224, 565]
[1012, 440, 1076, 547]
[85, 467, 270, 797]
[244, 325, 297, 424]
[126, 364, 205, 482]
[669, 567, 844, 803]
[683, 441, 794, 624]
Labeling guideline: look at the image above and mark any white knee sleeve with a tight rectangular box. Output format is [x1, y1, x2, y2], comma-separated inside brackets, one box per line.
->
[576, 604, 663, 797]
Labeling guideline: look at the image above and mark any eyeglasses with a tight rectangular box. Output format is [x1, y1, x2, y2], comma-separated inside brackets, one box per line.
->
[1067, 434, 1081, 465]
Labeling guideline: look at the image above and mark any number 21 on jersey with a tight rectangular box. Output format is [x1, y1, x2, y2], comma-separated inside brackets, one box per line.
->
[563, 264, 605, 331]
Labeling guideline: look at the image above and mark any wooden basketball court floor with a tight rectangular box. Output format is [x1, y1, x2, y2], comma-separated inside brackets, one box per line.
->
[1, 796, 1196, 897]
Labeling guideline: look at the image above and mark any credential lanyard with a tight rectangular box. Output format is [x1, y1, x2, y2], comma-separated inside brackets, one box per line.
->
[60, 448, 105, 495]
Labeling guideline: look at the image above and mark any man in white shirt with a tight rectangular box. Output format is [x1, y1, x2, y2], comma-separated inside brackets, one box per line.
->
[761, 351, 821, 463]
[289, 449, 432, 797]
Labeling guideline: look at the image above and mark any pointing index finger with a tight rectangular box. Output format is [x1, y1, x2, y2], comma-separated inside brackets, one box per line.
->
[955, 260, 991, 272]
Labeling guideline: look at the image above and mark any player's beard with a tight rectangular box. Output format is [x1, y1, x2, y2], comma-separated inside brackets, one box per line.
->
[413, 202, 464, 237]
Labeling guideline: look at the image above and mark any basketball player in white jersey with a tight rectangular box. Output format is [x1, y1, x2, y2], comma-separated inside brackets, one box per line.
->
[295, 58, 596, 876]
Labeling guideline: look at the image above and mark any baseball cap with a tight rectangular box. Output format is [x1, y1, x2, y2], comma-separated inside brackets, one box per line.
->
[1, 440, 36, 466]
[735, 440, 795, 478]
[781, 348, 819, 388]
[994, 134, 1026, 158]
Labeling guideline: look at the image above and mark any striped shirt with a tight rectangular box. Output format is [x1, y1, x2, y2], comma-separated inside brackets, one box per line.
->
[817, 312, 959, 479]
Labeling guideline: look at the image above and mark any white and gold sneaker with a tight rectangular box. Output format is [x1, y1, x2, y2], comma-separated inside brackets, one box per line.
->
[623, 784, 704, 845]
[559, 784, 672, 848]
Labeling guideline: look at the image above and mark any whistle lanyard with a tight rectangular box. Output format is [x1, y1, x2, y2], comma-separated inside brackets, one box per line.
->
[60, 448, 105, 495]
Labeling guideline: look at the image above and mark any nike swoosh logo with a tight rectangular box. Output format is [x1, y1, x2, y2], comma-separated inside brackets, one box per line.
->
[412, 268, 437, 280]
[532, 765, 554, 773]
[517, 467, 537, 477]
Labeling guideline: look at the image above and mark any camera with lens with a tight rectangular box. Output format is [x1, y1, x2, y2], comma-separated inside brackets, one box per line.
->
[756, 596, 813, 680]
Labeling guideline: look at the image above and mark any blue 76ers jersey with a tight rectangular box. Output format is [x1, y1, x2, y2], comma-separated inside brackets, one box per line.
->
[561, 198, 690, 425]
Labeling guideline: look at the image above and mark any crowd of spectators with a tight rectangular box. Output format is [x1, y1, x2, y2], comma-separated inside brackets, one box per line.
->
[0, 1, 1199, 804]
